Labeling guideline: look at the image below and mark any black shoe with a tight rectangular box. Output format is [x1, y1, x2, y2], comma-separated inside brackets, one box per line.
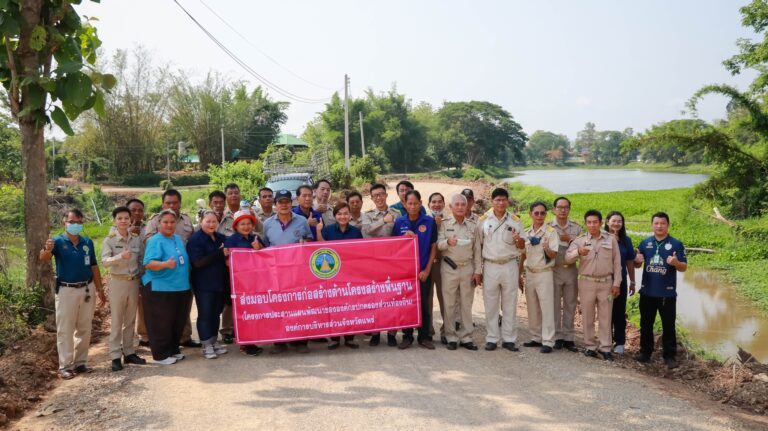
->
[180, 340, 202, 348]
[327, 340, 341, 350]
[540, 346, 553, 354]
[387, 334, 398, 347]
[111, 358, 123, 372]
[138, 340, 150, 347]
[460, 342, 478, 351]
[447, 342, 458, 350]
[634, 352, 651, 363]
[124, 353, 147, 365]
[553, 339, 564, 350]
[245, 345, 263, 356]
[584, 349, 598, 358]
[502, 342, 519, 352]
[398, 338, 414, 350]
[664, 357, 679, 369]
[73, 365, 93, 374]
[600, 351, 613, 361]
[440, 336, 448, 345]
[222, 334, 234, 344]
[523, 341, 543, 348]
[369, 334, 380, 346]
[563, 341, 578, 352]
[485, 342, 497, 351]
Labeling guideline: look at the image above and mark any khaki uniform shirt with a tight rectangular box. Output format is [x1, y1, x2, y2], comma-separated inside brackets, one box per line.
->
[549, 220, 583, 267]
[349, 214, 363, 230]
[254, 206, 275, 225]
[362, 207, 401, 238]
[565, 232, 622, 288]
[218, 211, 235, 237]
[145, 213, 195, 245]
[523, 224, 560, 271]
[474, 211, 526, 274]
[313, 200, 335, 225]
[467, 213, 479, 224]
[101, 230, 143, 277]
[437, 217, 479, 266]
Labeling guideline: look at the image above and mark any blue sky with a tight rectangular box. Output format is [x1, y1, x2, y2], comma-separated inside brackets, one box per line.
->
[79, 0, 756, 139]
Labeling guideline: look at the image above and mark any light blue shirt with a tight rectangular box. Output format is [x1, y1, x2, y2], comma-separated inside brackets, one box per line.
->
[142, 234, 190, 292]
[262, 213, 313, 247]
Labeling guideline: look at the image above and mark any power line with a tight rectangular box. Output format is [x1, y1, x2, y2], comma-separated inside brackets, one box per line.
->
[198, 0, 337, 92]
[172, 0, 331, 104]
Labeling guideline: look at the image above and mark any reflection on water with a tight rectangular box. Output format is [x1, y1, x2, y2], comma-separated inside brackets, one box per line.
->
[506, 169, 708, 193]
[633, 267, 768, 362]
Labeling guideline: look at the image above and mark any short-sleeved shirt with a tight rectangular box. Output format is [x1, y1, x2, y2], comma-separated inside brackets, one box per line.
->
[292, 206, 323, 240]
[523, 224, 560, 271]
[52, 234, 97, 283]
[101, 231, 143, 277]
[262, 213, 313, 247]
[141, 234, 190, 292]
[186, 230, 227, 292]
[313, 199, 335, 225]
[549, 219, 583, 267]
[224, 232, 263, 249]
[638, 235, 687, 298]
[393, 214, 437, 271]
[389, 201, 426, 217]
[362, 207, 401, 238]
[614, 234, 636, 282]
[145, 213, 195, 245]
[321, 223, 363, 241]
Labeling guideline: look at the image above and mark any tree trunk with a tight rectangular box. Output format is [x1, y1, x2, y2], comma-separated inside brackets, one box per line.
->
[20, 121, 54, 306]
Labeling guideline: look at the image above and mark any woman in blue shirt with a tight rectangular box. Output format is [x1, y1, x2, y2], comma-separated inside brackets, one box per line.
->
[142, 209, 192, 365]
[317, 202, 363, 350]
[187, 210, 228, 360]
[604, 211, 636, 355]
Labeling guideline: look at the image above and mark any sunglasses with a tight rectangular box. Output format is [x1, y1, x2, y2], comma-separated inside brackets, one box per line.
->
[532, 211, 547, 216]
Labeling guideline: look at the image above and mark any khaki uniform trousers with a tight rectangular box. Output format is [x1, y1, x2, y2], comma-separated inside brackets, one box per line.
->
[55, 283, 96, 371]
[482, 261, 519, 344]
[553, 265, 578, 341]
[441, 262, 475, 343]
[579, 278, 613, 352]
[524, 270, 556, 347]
[108, 278, 139, 360]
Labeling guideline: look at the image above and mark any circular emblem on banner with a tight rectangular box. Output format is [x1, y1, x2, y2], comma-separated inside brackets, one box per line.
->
[309, 248, 341, 279]
[418, 225, 427, 233]
[664, 243, 672, 251]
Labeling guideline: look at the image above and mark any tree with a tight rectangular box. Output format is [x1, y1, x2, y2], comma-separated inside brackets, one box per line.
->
[225, 84, 288, 159]
[627, 120, 705, 165]
[525, 130, 570, 165]
[574, 122, 598, 157]
[0, 0, 114, 292]
[588, 130, 634, 165]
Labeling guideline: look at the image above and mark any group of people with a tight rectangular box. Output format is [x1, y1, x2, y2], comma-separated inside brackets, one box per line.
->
[41, 178, 687, 380]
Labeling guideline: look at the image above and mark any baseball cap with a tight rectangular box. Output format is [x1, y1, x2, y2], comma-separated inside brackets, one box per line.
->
[461, 188, 475, 199]
[275, 189, 292, 202]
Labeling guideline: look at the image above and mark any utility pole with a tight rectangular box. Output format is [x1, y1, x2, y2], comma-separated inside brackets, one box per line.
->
[221, 127, 225, 165]
[344, 74, 350, 169]
[166, 141, 171, 182]
[359, 111, 365, 157]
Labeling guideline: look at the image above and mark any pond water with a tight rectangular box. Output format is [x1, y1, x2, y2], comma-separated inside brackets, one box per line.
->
[505, 169, 708, 193]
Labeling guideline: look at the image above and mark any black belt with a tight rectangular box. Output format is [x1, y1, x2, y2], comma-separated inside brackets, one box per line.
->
[59, 280, 90, 288]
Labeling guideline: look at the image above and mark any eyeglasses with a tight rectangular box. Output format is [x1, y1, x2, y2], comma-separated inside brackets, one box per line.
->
[371, 193, 386, 198]
[532, 211, 546, 216]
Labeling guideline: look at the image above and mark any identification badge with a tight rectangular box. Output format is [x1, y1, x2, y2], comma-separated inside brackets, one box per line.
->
[84, 256, 91, 266]
[650, 254, 663, 265]
[179, 256, 185, 266]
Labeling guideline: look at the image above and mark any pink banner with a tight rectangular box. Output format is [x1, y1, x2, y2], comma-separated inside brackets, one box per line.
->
[229, 236, 421, 344]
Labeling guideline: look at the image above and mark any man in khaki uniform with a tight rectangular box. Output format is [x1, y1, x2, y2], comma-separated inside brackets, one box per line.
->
[521, 201, 560, 354]
[313, 179, 335, 225]
[549, 196, 583, 352]
[144, 189, 199, 348]
[474, 188, 526, 352]
[102, 206, 147, 371]
[565, 209, 622, 361]
[461, 188, 479, 223]
[438, 194, 480, 351]
[254, 187, 275, 227]
[362, 183, 401, 346]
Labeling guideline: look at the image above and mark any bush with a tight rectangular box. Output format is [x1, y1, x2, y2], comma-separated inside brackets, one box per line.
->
[159, 180, 174, 190]
[0, 184, 24, 231]
[123, 173, 162, 187]
[171, 173, 209, 186]
[461, 167, 487, 181]
[71, 186, 113, 223]
[0, 274, 45, 351]
[207, 161, 266, 198]
[330, 160, 352, 189]
[349, 155, 380, 186]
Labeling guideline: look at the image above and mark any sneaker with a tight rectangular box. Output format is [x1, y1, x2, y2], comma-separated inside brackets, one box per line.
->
[613, 344, 625, 354]
[173, 353, 185, 361]
[214, 343, 228, 355]
[154, 357, 177, 365]
[203, 345, 218, 359]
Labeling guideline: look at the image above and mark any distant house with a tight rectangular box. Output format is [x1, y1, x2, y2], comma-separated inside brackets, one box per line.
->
[273, 133, 309, 149]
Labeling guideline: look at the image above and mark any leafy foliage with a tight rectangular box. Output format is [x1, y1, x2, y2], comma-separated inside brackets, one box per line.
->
[207, 161, 265, 198]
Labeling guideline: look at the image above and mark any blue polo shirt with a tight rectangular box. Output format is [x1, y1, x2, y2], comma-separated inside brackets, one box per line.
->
[638, 235, 687, 298]
[392, 214, 437, 271]
[52, 234, 97, 283]
[186, 230, 227, 292]
[292, 206, 322, 240]
[389, 202, 426, 217]
[321, 223, 363, 241]
[262, 213, 313, 247]
[142, 234, 190, 292]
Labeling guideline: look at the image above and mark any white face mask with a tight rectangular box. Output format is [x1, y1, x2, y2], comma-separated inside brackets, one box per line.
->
[431, 210, 444, 218]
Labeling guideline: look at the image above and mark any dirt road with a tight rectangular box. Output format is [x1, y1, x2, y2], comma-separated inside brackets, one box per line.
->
[13, 181, 760, 431]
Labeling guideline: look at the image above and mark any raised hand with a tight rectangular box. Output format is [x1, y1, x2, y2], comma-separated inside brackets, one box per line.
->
[666, 251, 679, 266]
[447, 236, 458, 247]
[166, 257, 176, 269]
[121, 249, 132, 260]
[383, 213, 395, 224]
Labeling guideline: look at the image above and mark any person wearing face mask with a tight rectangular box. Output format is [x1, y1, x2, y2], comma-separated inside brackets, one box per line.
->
[40, 208, 107, 380]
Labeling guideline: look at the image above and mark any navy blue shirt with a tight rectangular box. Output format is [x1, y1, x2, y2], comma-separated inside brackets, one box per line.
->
[321, 223, 363, 241]
[292, 206, 322, 240]
[224, 232, 262, 249]
[52, 234, 97, 283]
[638, 235, 687, 298]
[186, 230, 227, 292]
[615, 234, 636, 282]
[392, 214, 437, 271]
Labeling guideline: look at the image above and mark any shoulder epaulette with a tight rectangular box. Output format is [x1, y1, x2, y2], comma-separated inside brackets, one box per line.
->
[107, 232, 117, 238]
[509, 213, 520, 221]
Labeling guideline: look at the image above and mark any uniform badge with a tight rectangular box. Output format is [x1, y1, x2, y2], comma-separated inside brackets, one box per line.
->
[664, 243, 672, 251]
[83, 245, 90, 254]
[418, 225, 427, 233]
